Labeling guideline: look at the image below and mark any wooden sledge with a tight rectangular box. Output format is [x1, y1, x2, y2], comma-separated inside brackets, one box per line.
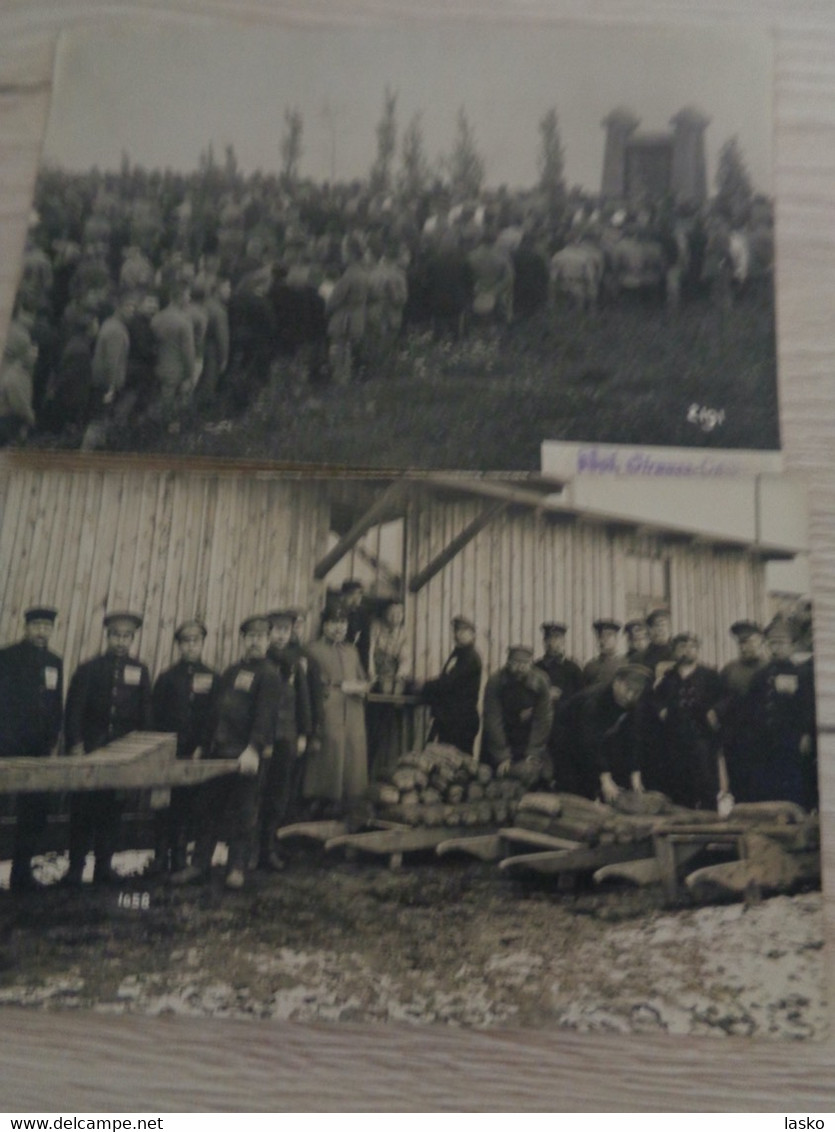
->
[324, 825, 471, 869]
[593, 858, 662, 887]
[435, 826, 583, 862]
[499, 839, 653, 876]
[276, 818, 409, 846]
[0, 732, 238, 793]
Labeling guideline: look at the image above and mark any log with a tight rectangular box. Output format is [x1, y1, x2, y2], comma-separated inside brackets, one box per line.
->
[0, 732, 187, 793]
[498, 827, 584, 852]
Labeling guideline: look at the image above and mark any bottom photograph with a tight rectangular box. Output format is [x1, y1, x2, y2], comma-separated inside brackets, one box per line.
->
[0, 462, 825, 1039]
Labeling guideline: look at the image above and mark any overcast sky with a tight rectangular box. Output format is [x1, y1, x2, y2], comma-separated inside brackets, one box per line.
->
[42, 19, 773, 194]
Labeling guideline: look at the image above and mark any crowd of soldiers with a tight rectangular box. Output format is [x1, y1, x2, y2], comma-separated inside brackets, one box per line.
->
[0, 582, 817, 895]
[0, 161, 773, 446]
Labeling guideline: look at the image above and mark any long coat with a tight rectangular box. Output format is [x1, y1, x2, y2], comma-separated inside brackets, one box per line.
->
[303, 638, 368, 803]
[482, 667, 553, 767]
[0, 639, 63, 758]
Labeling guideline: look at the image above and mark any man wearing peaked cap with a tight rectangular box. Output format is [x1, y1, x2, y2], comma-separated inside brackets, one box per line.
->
[624, 619, 650, 664]
[421, 616, 482, 755]
[102, 611, 143, 631]
[644, 607, 675, 680]
[63, 608, 152, 887]
[739, 613, 816, 808]
[708, 619, 767, 805]
[482, 645, 553, 786]
[535, 622, 583, 711]
[583, 619, 624, 688]
[150, 619, 218, 875]
[173, 613, 281, 890]
[652, 632, 722, 809]
[0, 607, 64, 892]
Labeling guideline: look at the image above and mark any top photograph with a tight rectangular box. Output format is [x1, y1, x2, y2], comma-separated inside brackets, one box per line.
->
[1, 19, 777, 470]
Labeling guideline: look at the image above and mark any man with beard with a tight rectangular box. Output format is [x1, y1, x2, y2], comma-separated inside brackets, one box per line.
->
[0, 607, 63, 892]
[483, 646, 553, 787]
[64, 612, 152, 886]
[421, 616, 483, 755]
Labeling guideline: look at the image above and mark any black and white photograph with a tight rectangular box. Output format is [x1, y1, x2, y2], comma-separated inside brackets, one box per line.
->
[0, 18, 777, 469]
[0, 463, 823, 1038]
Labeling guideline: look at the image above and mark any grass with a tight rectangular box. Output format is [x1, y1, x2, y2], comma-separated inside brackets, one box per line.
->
[98, 285, 779, 470]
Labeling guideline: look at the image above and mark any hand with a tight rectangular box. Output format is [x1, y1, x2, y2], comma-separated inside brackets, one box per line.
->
[297, 735, 308, 757]
[630, 771, 644, 794]
[192, 746, 203, 761]
[706, 709, 720, 732]
[600, 772, 620, 803]
[497, 759, 512, 779]
[70, 743, 85, 758]
[103, 388, 115, 405]
[658, 708, 668, 722]
[800, 734, 813, 757]
[237, 746, 260, 777]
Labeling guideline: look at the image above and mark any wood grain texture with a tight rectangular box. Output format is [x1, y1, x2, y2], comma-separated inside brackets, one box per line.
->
[2, 0, 835, 1112]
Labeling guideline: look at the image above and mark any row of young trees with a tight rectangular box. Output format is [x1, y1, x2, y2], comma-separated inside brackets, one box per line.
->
[278, 88, 758, 219]
[278, 89, 566, 205]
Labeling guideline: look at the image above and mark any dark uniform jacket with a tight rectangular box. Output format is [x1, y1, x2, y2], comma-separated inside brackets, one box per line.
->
[535, 653, 584, 704]
[643, 641, 676, 682]
[65, 651, 152, 753]
[267, 643, 313, 743]
[559, 683, 640, 798]
[482, 667, 553, 767]
[653, 663, 723, 808]
[582, 653, 624, 688]
[211, 657, 281, 760]
[740, 658, 815, 807]
[0, 639, 63, 757]
[152, 659, 218, 758]
[422, 643, 482, 754]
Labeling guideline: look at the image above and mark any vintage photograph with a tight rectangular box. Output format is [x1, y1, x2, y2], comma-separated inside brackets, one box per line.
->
[0, 463, 823, 1037]
[0, 19, 777, 469]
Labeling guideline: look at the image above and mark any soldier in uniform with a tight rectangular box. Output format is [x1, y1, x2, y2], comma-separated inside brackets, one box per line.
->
[707, 620, 767, 801]
[173, 615, 281, 890]
[150, 620, 218, 875]
[258, 609, 313, 870]
[558, 664, 651, 801]
[482, 646, 553, 787]
[582, 619, 624, 687]
[643, 608, 676, 681]
[421, 616, 483, 755]
[652, 633, 723, 809]
[63, 612, 152, 886]
[340, 579, 371, 672]
[624, 619, 650, 664]
[737, 616, 815, 807]
[0, 607, 63, 892]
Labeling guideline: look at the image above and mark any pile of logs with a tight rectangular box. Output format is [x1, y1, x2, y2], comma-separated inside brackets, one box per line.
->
[370, 743, 525, 828]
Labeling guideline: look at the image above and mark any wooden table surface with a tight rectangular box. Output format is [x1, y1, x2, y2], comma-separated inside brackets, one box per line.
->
[2, 0, 835, 1112]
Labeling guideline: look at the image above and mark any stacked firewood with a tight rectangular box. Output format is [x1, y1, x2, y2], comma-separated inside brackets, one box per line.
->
[370, 743, 525, 827]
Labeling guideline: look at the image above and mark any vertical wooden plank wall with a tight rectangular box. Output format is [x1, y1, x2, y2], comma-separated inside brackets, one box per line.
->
[407, 497, 769, 681]
[0, 467, 331, 681]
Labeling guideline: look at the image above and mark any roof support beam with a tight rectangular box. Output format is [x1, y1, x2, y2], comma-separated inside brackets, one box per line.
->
[408, 501, 508, 593]
[419, 472, 561, 511]
[313, 481, 405, 580]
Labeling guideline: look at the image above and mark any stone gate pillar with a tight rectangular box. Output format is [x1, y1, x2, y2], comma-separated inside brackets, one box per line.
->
[601, 108, 640, 200]
[670, 106, 710, 206]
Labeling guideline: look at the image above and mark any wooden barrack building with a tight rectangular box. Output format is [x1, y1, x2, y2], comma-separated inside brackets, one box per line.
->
[0, 462, 799, 686]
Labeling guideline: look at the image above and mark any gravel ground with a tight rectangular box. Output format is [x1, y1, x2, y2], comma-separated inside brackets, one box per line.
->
[0, 848, 825, 1040]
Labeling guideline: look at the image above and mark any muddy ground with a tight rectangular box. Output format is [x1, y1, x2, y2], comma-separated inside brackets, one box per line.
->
[0, 846, 825, 1040]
